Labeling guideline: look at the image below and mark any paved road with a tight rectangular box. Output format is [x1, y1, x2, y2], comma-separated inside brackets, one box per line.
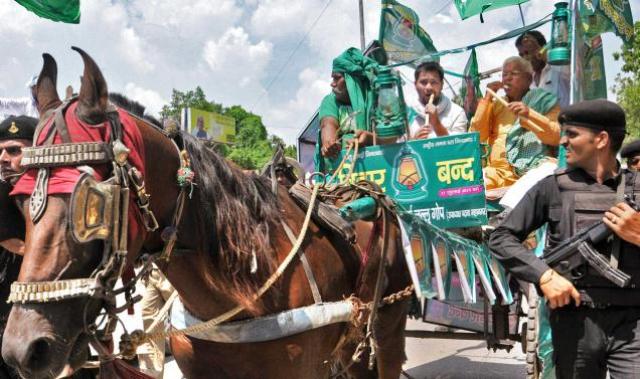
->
[403, 319, 526, 379]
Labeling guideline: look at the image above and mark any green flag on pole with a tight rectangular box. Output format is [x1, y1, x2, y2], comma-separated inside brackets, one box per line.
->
[379, 0, 438, 65]
[580, 0, 634, 44]
[15, 0, 80, 24]
[454, 0, 529, 21]
[459, 49, 482, 119]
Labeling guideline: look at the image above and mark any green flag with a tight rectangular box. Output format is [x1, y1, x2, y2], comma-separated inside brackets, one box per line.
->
[15, 0, 80, 24]
[580, 0, 634, 44]
[454, 0, 529, 21]
[379, 0, 438, 65]
[459, 49, 482, 119]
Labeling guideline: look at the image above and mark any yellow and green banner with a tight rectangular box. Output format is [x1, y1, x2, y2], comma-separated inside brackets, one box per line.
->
[181, 107, 236, 144]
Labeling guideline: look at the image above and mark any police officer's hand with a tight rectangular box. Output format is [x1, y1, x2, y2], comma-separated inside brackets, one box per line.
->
[604, 202, 640, 246]
[539, 269, 581, 309]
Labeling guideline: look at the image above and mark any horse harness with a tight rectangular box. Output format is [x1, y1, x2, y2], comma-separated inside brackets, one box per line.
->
[7, 100, 412, 369]
[6, 98, 168, 342]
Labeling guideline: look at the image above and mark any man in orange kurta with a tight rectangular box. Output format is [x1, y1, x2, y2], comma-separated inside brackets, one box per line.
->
[470, 56, 561, 190]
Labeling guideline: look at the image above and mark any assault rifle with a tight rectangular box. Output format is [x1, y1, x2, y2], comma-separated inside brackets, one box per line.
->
[542, 196, 637, 288]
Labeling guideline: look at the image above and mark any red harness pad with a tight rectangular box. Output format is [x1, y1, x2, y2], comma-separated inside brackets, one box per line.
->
[12, 102, 147, 242]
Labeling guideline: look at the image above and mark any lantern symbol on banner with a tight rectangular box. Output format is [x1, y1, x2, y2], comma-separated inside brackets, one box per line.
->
[391, 145, 428, 201]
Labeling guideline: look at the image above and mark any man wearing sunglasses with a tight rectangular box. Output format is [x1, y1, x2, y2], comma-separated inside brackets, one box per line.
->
[0, 115, 36, 256]
[621, 139, 640, 171]
[0, 115, 36, 186]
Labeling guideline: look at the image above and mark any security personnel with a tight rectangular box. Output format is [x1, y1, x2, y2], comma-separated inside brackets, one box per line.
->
[0, 115, 37, 255]
[489, 99, 640, 378]
[0, 115, 35, 379]
[621, 139, 640, 171]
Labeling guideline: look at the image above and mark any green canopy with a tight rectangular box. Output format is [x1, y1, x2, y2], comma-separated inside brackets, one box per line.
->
[454, 0, 529, 20]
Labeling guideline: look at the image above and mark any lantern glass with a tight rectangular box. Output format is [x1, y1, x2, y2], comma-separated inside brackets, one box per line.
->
[548, 2, 570, 66]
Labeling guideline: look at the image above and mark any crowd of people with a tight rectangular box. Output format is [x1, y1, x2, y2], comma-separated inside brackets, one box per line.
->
[315, 30, 640, 379]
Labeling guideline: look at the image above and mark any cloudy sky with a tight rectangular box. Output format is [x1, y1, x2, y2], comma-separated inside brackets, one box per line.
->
[1, 0, 637, 145]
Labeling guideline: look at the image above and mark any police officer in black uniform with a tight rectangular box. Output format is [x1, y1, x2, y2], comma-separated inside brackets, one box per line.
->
[621, 139, 640, 171]
[489, 99, 640, 378]
[0, 115, 38, 379]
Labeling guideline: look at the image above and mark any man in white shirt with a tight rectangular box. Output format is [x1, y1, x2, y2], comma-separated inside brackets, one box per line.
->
[516, 31, 570, 109]
[406, 61, 468, 140]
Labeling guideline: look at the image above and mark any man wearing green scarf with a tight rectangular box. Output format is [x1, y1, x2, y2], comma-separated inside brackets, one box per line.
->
[315, 48, 378, 173]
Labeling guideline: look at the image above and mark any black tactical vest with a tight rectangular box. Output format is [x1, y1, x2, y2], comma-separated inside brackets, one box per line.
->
[552, 167, 640, 306]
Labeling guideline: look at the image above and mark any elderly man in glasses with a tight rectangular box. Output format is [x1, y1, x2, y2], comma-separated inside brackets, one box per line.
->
[469, 56, 561, 190]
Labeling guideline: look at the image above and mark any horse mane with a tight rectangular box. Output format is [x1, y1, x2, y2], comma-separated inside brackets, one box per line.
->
[108, 92, 162, 128]
[181, 133, 283, 312]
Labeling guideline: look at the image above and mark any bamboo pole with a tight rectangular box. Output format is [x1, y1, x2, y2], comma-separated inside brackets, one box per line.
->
[484, 88, 545, 133]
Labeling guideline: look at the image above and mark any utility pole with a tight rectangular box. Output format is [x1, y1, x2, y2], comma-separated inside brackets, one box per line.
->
[359, 0, 366, 50]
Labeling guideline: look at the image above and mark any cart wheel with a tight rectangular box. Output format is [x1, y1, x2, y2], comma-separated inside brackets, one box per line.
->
[525, 284, 541, 379]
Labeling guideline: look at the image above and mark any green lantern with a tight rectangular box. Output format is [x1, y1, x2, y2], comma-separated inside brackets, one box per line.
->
[372, 66, 408, 139]
[548, 2, 571, 65]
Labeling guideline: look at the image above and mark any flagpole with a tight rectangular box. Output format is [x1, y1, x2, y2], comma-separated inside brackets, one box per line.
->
[359, 0, 366, 50]
[518, 4, 526, 26]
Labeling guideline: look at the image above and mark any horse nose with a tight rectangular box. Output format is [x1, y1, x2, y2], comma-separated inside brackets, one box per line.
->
[3, 335, 55, 376]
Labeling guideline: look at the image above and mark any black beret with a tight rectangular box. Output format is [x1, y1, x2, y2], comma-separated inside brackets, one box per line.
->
[558, 99, 625, 133]
[0, 115, 37, 142]
[621, 139, 640, 159]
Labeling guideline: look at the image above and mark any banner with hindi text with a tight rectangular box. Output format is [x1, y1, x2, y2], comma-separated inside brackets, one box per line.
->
[331, 132, 488, 229]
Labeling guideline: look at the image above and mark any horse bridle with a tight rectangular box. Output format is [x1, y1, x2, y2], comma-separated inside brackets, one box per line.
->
[8, 98, 160, 308]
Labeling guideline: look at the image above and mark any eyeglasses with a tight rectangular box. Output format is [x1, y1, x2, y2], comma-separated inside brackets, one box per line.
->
[502, 70, 523, 78]
[0, 146, 22, 157]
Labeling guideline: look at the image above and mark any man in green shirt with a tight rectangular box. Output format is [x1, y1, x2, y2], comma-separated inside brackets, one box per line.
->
[316, 48, 378, 173]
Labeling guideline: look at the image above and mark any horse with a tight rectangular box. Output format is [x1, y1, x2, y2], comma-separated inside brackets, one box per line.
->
[1, 48, 411, 379]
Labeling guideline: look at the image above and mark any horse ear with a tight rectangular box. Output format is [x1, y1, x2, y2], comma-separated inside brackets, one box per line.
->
[72, 46, 108, 124]
[35, 53, 62, 118]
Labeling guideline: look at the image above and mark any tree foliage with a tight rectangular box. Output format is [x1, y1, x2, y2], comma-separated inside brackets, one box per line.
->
[160, 88, 297, 170]
[613, 22, 640, 139]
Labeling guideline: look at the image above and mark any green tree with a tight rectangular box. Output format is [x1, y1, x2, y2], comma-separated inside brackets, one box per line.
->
[160, 86, 223, 120]
[160, 88, 297, 169]
[613, 22, 640, 139]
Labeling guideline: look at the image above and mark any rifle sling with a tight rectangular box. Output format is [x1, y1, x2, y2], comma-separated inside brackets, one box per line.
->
[609, 175, 625, 269]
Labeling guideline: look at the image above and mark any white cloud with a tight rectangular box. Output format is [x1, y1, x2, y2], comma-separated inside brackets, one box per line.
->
[1, 0, 637, 148]
[264, 67, 328, 134]
[204, 27, 272, 71]
[250, 0, 309, 38]
[123, 83, 166, 116]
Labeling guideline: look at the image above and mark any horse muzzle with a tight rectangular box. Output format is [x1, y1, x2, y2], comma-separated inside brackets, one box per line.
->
[2, 305, 72, 379]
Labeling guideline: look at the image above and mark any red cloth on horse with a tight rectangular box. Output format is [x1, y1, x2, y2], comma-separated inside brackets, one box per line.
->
[11, 102, 147, 243]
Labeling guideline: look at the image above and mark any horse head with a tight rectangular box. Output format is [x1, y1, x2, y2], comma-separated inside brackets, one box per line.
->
[1, 48, 177, 379]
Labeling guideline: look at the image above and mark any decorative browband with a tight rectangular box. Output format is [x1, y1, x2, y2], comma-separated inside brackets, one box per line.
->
[21, 142, 113, 169]
[8, 278, 98, 303]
